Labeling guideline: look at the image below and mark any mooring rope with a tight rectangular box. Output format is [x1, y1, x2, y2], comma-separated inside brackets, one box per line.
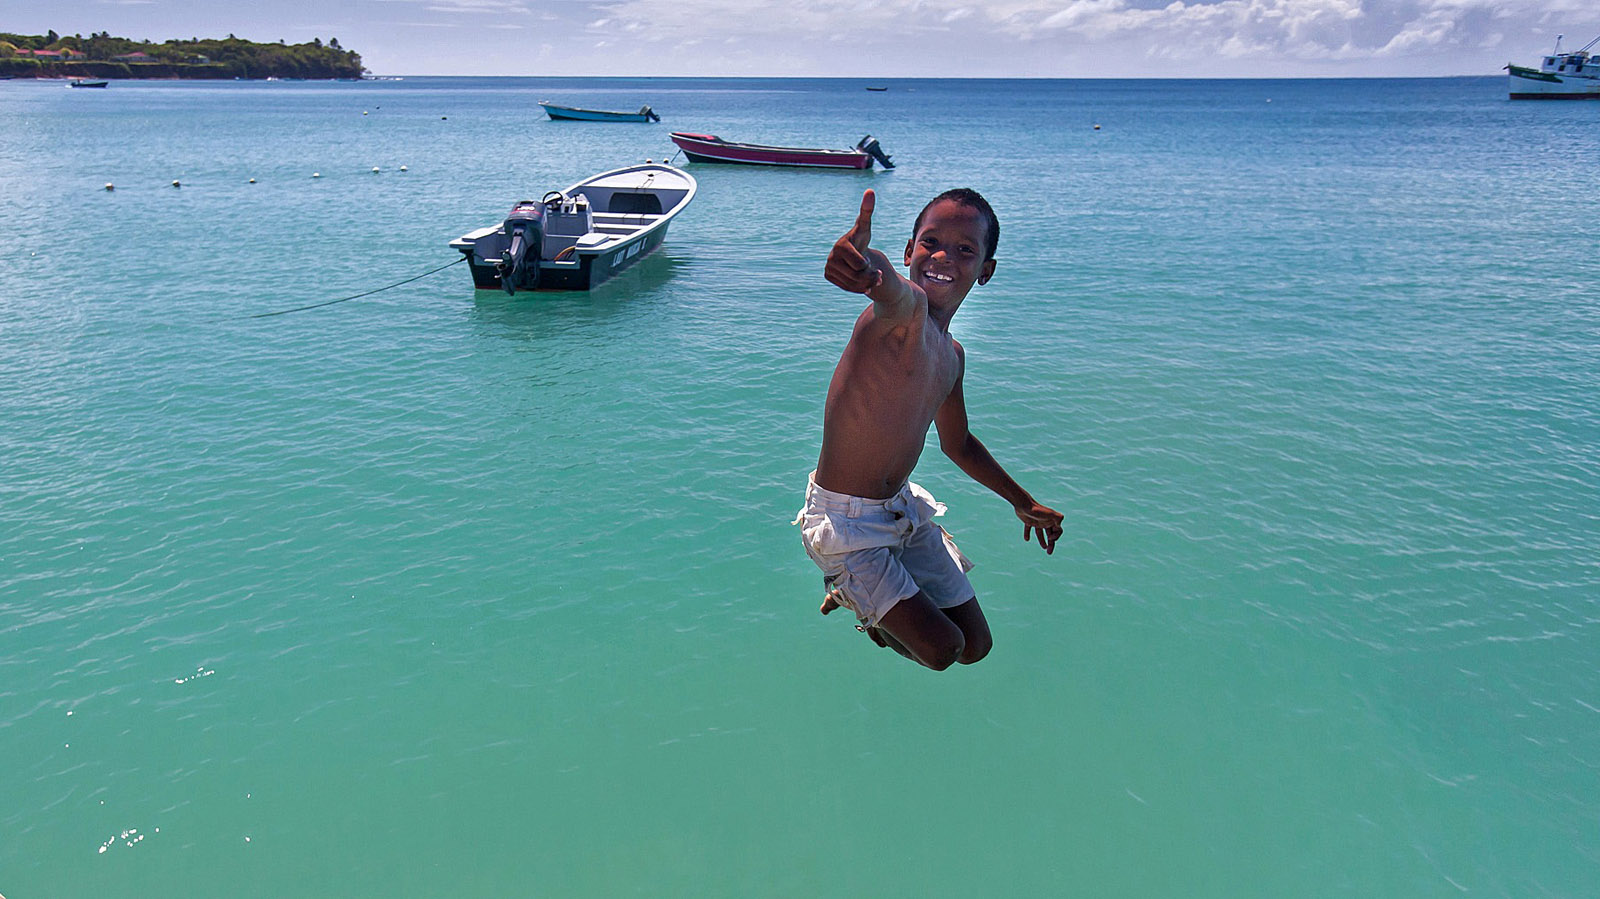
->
[249, 256, 466, 318]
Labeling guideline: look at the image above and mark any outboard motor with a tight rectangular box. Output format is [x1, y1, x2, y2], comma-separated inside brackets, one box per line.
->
[640, 105, 660, 123]
[857, 135, 895, 169]
[495, 200, 545, 294]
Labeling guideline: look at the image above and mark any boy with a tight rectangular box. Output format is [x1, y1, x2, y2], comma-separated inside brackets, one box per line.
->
[796, 188, 1063, 670]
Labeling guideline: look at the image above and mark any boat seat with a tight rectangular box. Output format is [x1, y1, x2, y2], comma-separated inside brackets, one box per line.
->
[543, 234, 579, 257]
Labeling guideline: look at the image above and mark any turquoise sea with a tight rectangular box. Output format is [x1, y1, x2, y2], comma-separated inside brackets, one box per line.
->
[2, 75, 1597, 896]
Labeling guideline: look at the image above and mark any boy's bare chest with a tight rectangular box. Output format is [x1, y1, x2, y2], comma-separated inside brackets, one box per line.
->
[877, 326, 958, 395]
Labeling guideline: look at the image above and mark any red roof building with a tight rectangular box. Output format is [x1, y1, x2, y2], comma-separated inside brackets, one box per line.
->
[18, 48, 86, 59]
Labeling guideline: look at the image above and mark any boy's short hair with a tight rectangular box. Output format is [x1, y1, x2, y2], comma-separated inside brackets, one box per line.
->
[913, 188, 999, 262]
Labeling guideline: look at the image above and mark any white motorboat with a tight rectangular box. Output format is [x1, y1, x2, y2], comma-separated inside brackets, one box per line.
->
[450, 163, 696, 293]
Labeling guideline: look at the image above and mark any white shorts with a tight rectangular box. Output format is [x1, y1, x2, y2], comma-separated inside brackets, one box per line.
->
[795, 475, 975, 627]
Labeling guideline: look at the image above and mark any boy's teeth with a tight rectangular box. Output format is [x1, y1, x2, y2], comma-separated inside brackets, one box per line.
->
[926, 272, 952, 282]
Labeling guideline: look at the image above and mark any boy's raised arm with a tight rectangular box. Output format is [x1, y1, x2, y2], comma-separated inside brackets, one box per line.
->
[824, 190, 917, 317]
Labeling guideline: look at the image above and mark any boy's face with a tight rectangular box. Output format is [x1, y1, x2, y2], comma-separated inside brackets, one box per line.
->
[903, 199, 996, 310]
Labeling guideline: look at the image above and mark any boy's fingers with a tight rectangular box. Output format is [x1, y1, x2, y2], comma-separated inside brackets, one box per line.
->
[1024, 520, 1060, 552]
[833, 238, 868, 272]
[826, 253, 873, 290]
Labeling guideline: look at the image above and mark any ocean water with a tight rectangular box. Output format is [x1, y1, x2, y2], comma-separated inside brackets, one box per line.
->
[2, 75, 1597, 896]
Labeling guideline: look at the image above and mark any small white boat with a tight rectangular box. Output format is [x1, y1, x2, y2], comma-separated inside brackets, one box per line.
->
[1507, 34, 1600, 99]
[540, 102, 660, 123]
[449, 163, 696, 293]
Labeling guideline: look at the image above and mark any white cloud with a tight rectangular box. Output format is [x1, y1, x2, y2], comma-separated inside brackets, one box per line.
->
[421, 0, 534, 13]
[584, 0, 1598, 68]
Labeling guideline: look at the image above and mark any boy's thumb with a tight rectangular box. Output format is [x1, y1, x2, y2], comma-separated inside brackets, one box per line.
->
[850, 190, 875, 248]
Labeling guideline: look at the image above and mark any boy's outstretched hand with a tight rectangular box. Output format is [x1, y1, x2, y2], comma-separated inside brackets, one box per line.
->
[1018, 501, 1064, 554]
[825, 189, 888, 294]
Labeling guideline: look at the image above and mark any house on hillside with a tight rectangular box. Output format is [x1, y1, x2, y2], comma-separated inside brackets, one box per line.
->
[19, 48, 86, 60]
[113, 51, 154, 62]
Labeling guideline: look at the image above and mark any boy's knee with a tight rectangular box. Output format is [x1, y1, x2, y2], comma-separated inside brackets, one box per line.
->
[958, 632, 992, 665]
[924, 635, 965, 671]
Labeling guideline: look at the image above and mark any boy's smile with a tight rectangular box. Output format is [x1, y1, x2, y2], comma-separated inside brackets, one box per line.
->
[904, 199, 996, 309]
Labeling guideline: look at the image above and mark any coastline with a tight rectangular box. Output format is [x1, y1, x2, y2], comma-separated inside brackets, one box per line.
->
[8, 74, 366, 82]
[1, 64, 360, 80]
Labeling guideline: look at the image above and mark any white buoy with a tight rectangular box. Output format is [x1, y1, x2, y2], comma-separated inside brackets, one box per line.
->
[171, 180, 181, 188]
[104, 183, 114, 191]
[1092, 124, 1101, 130]
[248, 178, 256, 184]
[372, 166, 380, 174]
[312, 172, 321, 178]
[363, 110, 368, 116]
[399, 165, 407, 172]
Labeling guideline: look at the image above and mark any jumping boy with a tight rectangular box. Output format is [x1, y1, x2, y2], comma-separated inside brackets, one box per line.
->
[796, 187, 1064, 670]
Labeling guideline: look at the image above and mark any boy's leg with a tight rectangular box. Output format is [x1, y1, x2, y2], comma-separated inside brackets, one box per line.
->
[876, 592, 965, 671]
[940, 598, 992, 664]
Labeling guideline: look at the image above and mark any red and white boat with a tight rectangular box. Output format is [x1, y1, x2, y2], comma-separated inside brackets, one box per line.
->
[668, 132, 894, 169]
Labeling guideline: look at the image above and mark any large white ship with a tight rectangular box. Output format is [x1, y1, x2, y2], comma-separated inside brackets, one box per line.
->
[1507, 35, 1600, 99]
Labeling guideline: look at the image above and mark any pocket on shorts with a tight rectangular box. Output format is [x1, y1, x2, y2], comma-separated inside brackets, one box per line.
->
[799, 513, 843, 555]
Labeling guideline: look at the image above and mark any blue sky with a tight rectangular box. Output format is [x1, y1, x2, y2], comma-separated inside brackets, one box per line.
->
[5, 0, 1598, 77]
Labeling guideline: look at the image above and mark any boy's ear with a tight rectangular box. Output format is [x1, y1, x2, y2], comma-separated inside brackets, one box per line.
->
[904, 238, 914, 266]
[977, 258, 996, 285]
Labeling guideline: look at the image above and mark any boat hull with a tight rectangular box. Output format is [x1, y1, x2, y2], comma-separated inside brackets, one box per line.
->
[541, 103, 657, 122]
[1507, 64, 1600, 99]
[461, 224, 670, 291]
[669, 133, 873, 169]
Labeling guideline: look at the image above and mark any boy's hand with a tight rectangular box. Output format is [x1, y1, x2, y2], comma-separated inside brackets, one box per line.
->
[825, 190, 885, 294]
[1017, 502, 1064, 554]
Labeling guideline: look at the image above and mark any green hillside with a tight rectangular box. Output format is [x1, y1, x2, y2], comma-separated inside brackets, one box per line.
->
[0, 31, 365, 79]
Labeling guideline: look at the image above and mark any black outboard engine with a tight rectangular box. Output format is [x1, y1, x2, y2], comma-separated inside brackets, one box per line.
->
[856, 135, 895, 169]
[641, 105, 660, 123]
[495, 201, 545, 294]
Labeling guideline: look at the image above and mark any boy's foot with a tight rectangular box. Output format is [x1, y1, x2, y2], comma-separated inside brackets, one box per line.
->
[864, 626, 889, 649]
